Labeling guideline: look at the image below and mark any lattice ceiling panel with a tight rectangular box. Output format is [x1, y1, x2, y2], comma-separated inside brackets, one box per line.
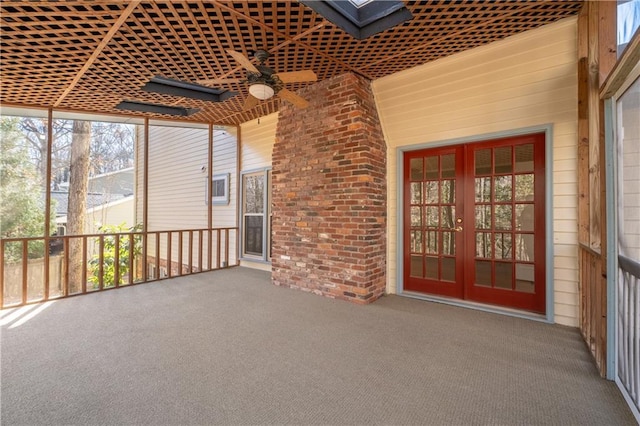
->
[0, 0, 583, 126]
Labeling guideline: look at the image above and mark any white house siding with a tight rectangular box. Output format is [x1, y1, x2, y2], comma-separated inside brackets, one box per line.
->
[239, 113, 277, 271]
[241, 113, 276, 170]
[372, 18, 579, 326]
[135, 123, 239, 271]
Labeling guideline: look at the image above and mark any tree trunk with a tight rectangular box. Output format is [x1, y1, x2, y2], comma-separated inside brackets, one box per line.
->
[67, 120, 91, 293]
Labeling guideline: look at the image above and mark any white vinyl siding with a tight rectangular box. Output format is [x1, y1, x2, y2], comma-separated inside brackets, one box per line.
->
[135, 123, 239, 269]
[373, 18, 579, 326]
[212, 127, 238, 229]
[146, 124, 209, 231]
[241, 113, 277, 171]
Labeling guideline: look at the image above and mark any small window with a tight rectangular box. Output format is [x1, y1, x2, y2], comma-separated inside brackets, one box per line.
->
[206, 173, 230, 205]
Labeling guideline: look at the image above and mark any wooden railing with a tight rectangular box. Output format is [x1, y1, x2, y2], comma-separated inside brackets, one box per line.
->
[579, 243, 607, 376]
[0, 227, 238, 309]
[617, 254, 640, 414]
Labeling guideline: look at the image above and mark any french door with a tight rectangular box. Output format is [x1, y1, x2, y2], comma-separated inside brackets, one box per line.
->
[403, 133, 546, 313]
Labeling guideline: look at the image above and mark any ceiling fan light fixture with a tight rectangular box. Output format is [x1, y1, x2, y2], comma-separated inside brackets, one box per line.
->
[249, 83, 275, 100]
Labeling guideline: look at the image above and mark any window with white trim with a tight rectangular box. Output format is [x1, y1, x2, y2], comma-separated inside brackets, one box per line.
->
[241, 169, 271, 260]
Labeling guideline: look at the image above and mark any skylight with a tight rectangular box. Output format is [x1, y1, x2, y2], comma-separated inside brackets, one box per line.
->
[348, 0, 374, 8]
[300, 0, 412, 39]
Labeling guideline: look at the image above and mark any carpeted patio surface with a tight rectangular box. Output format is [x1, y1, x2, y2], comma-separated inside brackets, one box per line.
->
[1, 267, 635, 425]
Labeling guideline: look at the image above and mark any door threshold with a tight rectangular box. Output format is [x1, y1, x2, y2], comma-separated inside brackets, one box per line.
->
[399, 291, 549, 323]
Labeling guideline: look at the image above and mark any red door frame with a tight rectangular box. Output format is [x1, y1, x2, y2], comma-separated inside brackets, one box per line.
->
[403, 133, 546, 313]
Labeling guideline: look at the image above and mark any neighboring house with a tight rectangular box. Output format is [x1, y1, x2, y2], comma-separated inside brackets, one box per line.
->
[52, 167, 135, 235]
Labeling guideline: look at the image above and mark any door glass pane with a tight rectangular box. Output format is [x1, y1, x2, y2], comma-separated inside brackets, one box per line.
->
[426, 206, 439, 227]
[441, 206, 455, 229]
[410, 182, 422, 204]
[425, 156, 439, 179]
[515, 263, 535, 293]
[425, 231, 438, 254]
[411, 206, 422, 227]
[244, 216, 263, 256]
[494, 175, 512, 201]
[441, 180, 455, 203]
[495, 233, 513, 259]
[425, 181, 439, 204]
[515, 204, 534, 231]
[515, 234, 535, 262]
[475, 177, 491, 202]
[475, 205, 492, 229]
[410, 158, 423, 180]
[515, 174, 534, 201]
[495, 146, 513, 173]
[410, 230, 423, 253]
[475, 260, 492, 286]
[495, 262, 513, 289]
[441, 154, 455, 178]
[515, 144, 534, 172]
[475, 149, 492, 175]
[410, 255, 423, 278]
[442, 257, 455, 281]
[425, 256, 438, 279]
[442, 231, 455, 255]
[494, 205, 513, 230]
[476, 232, 492, 258]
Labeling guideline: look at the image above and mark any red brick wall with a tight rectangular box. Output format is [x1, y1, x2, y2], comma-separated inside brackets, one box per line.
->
[272, 72, 386, 304]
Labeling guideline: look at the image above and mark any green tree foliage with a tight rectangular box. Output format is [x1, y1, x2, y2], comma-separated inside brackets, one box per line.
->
[0, 118, 55, 261]
[88, 223, 142, 288]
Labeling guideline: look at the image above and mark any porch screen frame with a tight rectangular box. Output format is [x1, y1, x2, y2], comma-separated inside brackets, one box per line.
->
[395, 124, 555, 323]
[603, 52, 640, 421]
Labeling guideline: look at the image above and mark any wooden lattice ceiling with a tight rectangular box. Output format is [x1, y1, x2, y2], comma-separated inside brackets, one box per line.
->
[0, 0, 583, 126]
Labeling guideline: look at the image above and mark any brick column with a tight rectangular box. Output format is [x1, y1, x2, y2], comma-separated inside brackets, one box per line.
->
[272, 72, 386, 304]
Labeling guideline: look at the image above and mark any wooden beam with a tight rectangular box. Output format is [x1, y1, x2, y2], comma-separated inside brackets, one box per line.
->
[53, 0, 141, 107]
[577, 5, 590, 245]
[601, 30, 640, 98]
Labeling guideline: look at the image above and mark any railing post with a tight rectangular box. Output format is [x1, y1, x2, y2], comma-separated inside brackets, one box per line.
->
[155, 232, 160, 279]
[198, 230, 203, 272]
[216, 229, 221, 269]
[114, 234, 120, 288]
[0, 240, 4, 309]
[82, 236, 87, 294]
[98, 235, 105, 291]
[128, 233, 134, 285]
[188, 230, 193, 274]
[178, 231, 183, 276]
[167, 231, 172, 278]
[21, 240, 28, 305]
[224, 228, 229, 268]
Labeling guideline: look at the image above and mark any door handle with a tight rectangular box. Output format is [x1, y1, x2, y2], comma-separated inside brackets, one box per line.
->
[445, 226, 463, 232]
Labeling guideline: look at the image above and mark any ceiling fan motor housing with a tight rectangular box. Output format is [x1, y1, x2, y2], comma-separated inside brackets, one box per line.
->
[247, 64, 283, 93]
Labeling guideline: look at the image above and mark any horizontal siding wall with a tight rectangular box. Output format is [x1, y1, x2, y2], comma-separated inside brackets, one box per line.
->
[241, 113, 277, 171]
[147, 124, 209, 231]
[373, 18, 579, 326]
[212, 127, 238, 229]
[135, 124, 239, 270]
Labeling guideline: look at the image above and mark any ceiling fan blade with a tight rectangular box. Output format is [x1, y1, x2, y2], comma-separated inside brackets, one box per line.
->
[243, 94, 260, 110]
[196, 78, 244, 85]
[274, 70, 317, 83]
[227, 49, 259, 73]
[278, 88, 309, 108]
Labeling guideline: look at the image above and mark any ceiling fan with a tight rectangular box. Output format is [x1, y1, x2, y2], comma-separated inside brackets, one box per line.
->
[198, 49, 317, 110]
